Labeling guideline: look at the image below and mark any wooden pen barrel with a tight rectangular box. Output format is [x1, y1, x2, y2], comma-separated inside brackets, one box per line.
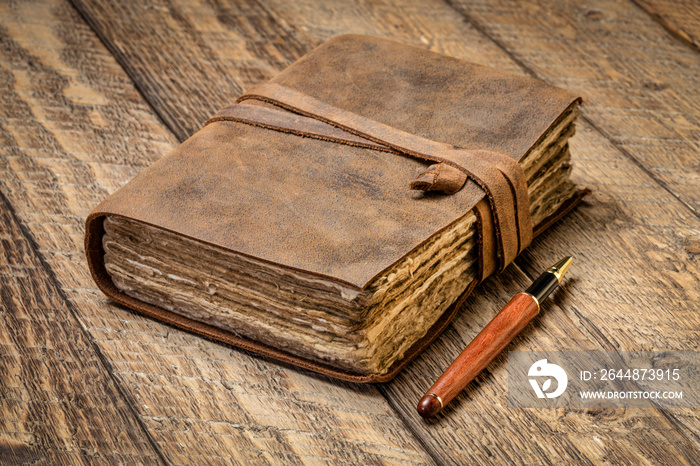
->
[417, 292, 540, 417]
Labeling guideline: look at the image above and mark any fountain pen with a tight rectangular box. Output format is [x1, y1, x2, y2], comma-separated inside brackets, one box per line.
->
[417, 256, 573, 418]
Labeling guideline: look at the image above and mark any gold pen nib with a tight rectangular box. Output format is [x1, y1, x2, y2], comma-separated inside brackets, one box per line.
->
[547, 256, 573, 283]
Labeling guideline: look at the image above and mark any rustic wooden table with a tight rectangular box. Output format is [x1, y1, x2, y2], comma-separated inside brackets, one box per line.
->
[1, 0, 699, 464]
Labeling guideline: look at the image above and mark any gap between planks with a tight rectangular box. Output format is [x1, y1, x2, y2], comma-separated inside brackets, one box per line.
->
[631, 0, 700, 55]
[0, 189, 169, 465]
[435, 2, 700, 451]
[64, 1, 449, 461]
[3, 0, 440, 462]
[57, 0, 700, 462]
[441, 0, 700, 221]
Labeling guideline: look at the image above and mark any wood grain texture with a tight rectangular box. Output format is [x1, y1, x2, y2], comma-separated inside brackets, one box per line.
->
[446, 0, 700, 215]
[0, 197, 162, 464]
[388, 120, 700, 464]
[69, 0, 524, 143]
[64, 0, 700, 464]
[73, 0, 310, 141]
[633, 0, 700, 53]
[0, 1, 435, 464]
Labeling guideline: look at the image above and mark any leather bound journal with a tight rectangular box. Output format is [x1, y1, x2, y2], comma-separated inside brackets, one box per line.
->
[85, 35, 587, 382]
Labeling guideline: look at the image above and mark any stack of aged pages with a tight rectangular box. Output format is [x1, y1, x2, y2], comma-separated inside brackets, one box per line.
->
[86, 35, 584, 381]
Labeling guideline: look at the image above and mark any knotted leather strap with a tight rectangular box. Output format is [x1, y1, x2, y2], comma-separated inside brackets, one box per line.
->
[206, 83, 533, 279]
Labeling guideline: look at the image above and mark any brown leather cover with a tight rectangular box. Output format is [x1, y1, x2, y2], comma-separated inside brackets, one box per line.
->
[84, 35, 585, 382]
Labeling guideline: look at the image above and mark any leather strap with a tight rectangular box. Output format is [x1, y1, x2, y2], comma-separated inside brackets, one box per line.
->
[208, 103, 391, 152]
[206, 83, 534, 278]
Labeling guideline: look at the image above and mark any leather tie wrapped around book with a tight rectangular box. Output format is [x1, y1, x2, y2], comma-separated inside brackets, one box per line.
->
[207, 82, 533, 281]
[85, 35, 588, 382]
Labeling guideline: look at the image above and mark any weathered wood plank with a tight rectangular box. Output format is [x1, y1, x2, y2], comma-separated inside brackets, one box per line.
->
[0, 1, 435, 464]
[0, 197, 162, 464]
[386, 124, 700, 464]
[72, 0, 311, 141]
[439, 2, 700, 458]
[446, 0, 700, 215]
[69, 0, 523, 142]
[66, 0, 700, 463]
[633, 0, 700, 53]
